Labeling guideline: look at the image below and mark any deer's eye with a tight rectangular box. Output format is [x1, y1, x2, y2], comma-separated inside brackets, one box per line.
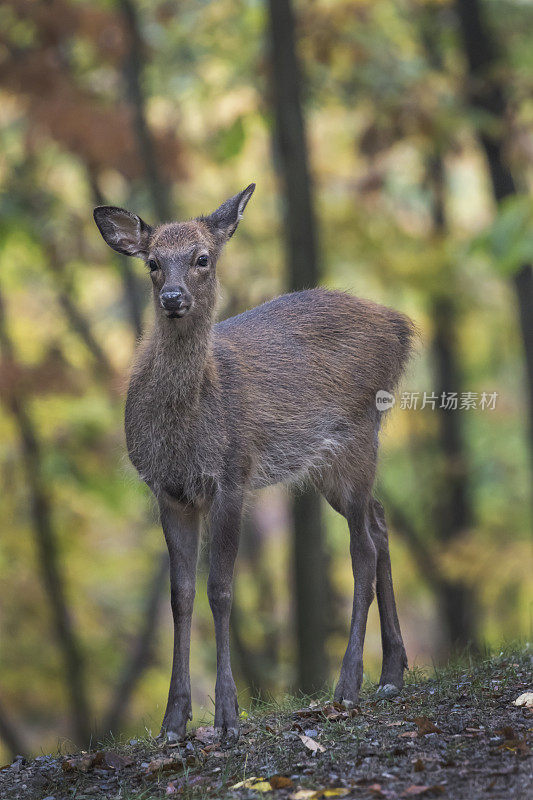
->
[196, 255, 209, 268]
[148, 259, 159, 272]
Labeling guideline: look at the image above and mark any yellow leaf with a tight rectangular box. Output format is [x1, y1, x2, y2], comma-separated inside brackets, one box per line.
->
[290, 791, 317, 800]
[323, 791, 349, 798]
[231, 777, 272, 792]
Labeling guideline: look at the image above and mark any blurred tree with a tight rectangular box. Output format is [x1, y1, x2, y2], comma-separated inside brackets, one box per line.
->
[103, 551, 168, 735]
[0, 0, 531, 760]
[0, 285, 92, 745]
[0, 696, 27, 760]
[267, 0, 327, 693]
[119, 0, 172, 221]
[455, 0, 533, 470]
[406, 8, 479, 650]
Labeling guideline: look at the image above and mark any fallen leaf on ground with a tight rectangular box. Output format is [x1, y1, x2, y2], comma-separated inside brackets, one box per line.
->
[321, 790, 349, 797]
[497, 731, 530, 755]
[414, 717, 442, 736]
[324, 711, 343, 721]
[145, 756, 184, 774]
[290, 791, 316, 800]
[232, 776, 272, 791]
[61, 754, 95, 773]
[296, 708, 321, 718]
[298, 734, 326, 753]
[497, 725, 516, 739]
[269, 775, 294, 789]
[167, 774, 207, 794]
[399, 731, 417, 738]
[401, 786, 445, 796]
[194, 725, 217, 744]
[413, 758, 425, 772]
[94, 750, 133, 770]
[514, 692, 533, 708]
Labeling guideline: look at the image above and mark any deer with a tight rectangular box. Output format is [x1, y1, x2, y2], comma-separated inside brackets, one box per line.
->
[93, 183, 413, 742]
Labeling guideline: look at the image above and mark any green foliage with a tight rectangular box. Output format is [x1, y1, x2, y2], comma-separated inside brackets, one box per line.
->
[0, 0, 531, 764]
[472, 196, 533, 276]
[210, 117, 247, 162]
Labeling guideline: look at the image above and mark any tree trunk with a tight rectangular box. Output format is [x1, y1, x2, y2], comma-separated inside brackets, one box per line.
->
[455, 0, 533, 470]
[0, 288, 92, 745]
[0, 697, 27, 760]
[103, 551, 168, 734]
[431, 294, 479, 650]
[267, 0, 327, 692]
[428, 154, 479, 650]
[120, 0, 171, 221]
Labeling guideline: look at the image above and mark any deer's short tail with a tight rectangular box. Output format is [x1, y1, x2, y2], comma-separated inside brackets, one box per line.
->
[387, 310, 417, 392]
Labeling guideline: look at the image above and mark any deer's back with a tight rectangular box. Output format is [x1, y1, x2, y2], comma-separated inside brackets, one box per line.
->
[214, 289, 413, 488]
[215, 288, 412, 408]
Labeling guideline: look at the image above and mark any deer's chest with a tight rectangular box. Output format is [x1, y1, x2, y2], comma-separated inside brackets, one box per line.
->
[124, 383, 220, 505]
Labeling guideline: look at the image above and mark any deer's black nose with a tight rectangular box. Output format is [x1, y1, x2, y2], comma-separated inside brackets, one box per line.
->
[160, 287, 191, 315]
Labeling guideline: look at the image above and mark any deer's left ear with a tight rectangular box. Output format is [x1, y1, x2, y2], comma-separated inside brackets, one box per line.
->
[93, 206, 152, 258]
[204, 183, 255, 240]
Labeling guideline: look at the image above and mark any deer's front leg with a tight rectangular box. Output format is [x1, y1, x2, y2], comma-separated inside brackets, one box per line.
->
[159, 497, 200, 742]
[207, 491, 242, 738]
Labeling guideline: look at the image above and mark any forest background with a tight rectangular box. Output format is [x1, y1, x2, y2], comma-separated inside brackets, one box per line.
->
[0, 0, 531, 761]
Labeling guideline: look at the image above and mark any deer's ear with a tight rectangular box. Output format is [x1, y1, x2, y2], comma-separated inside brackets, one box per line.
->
[204, 183, 255, 240]
[93, 206, 152, 258]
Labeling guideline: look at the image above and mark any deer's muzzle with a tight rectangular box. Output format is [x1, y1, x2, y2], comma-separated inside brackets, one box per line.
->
[160, 287, 192, 318]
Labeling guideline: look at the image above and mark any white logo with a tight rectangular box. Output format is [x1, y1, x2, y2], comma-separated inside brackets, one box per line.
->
[376, 390, 396, 411]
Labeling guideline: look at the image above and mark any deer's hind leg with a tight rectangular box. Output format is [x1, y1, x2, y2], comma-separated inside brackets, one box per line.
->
[370, 499, 408, 694]
[321, 478, 377, 707]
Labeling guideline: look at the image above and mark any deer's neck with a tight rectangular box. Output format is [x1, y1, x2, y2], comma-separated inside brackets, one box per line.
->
[150, 314, 216, 406]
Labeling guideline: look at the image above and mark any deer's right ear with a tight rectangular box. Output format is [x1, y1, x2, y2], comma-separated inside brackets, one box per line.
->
[93, 206, 152, 258]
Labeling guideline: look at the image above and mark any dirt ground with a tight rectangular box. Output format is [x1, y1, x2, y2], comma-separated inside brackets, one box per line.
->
[1, 648, 531, 800]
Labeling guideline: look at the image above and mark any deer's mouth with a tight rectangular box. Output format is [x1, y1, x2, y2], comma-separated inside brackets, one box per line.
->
[165, 307, 190, 319]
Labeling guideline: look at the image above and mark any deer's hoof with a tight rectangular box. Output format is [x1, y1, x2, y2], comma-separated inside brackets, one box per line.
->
[164, 729, 183, 744]
[218, 725, 240, 745]
[334, 668, 362, 708]
[214, 680, 239, 743]
[159, 714, 188, 743]
[376, 683, 400, 699]
[158, 726, 186, 743]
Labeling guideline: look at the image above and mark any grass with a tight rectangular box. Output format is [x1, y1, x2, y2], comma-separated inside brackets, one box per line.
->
[0, 644, 531, 800]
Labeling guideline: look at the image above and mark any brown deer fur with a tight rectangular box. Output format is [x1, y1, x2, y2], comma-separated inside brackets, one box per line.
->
[93, 184, 413, 741]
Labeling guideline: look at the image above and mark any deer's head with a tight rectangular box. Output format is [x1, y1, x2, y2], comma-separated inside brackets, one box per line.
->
[93, 184, 255, 326]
